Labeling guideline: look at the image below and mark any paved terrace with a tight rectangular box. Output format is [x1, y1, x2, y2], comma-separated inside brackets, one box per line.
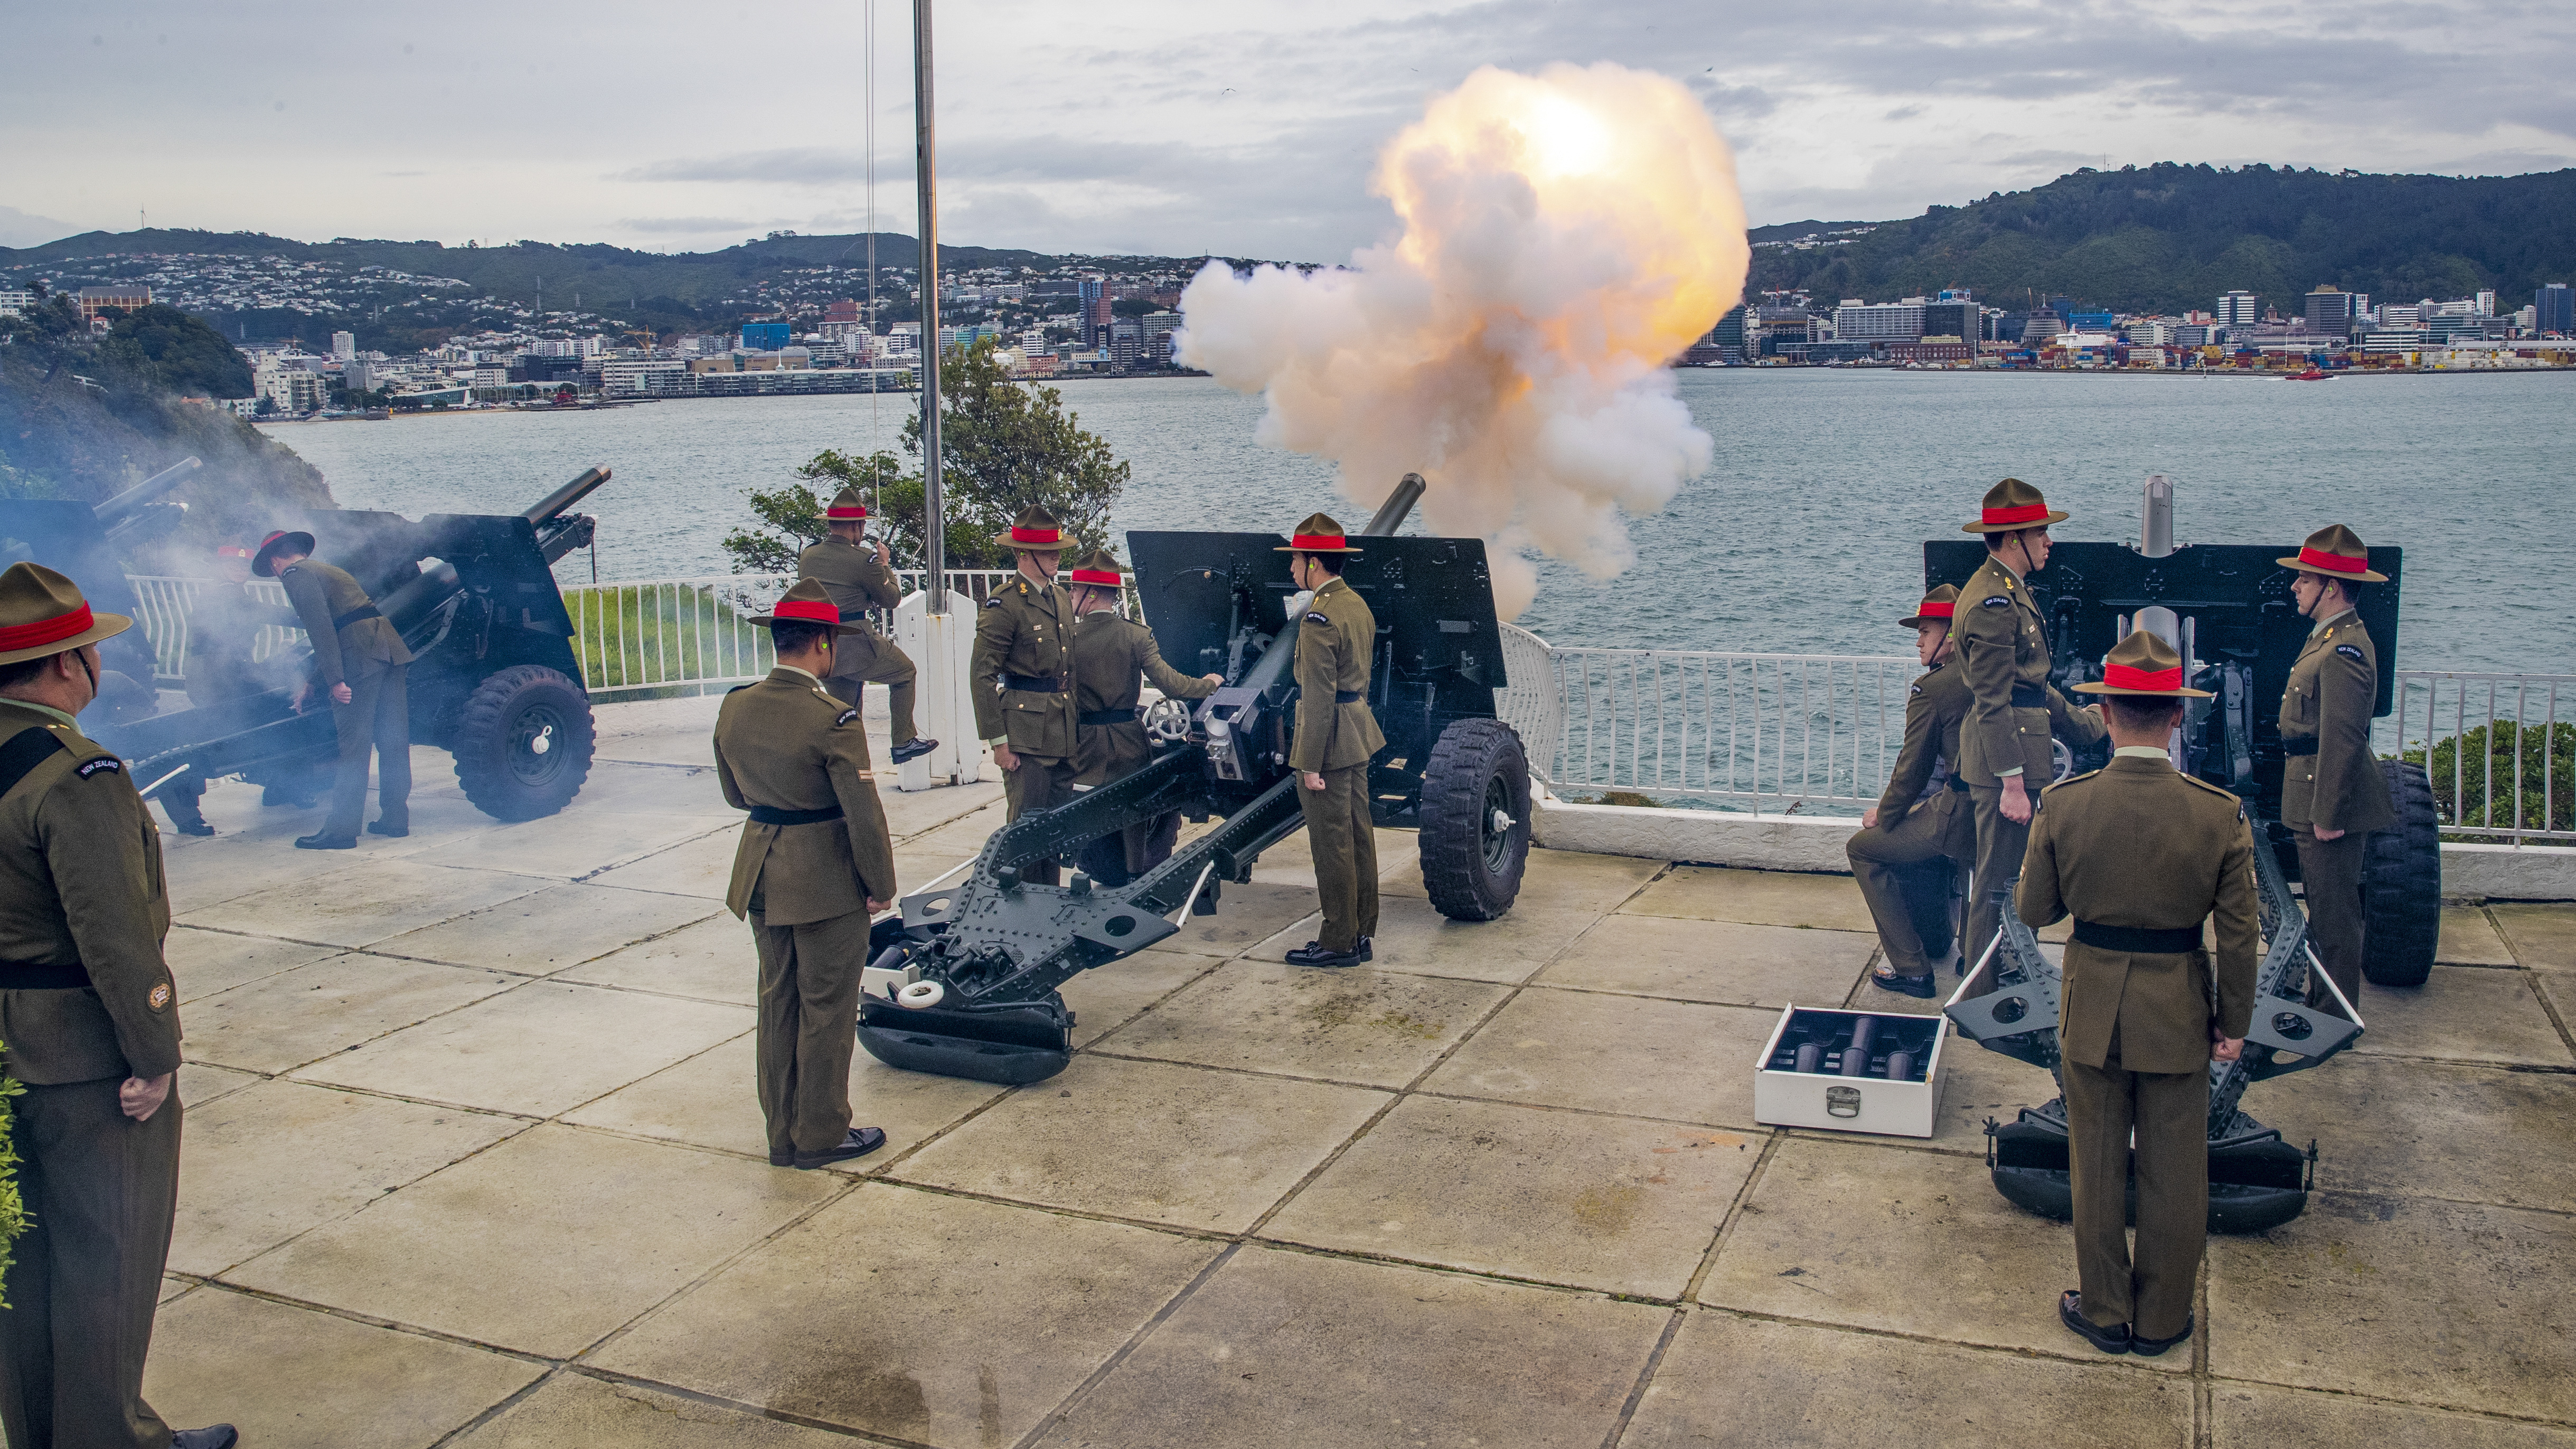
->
[139, 697, 2576, 1448]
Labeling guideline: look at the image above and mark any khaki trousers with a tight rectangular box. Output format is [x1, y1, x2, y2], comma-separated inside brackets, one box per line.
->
[826, 636, 919, 745]
[323, 657, 409, 839]
[1847, 789, 1975, 976]
[749, 906, 870, 1160]
[1966, 782, 2033, 973]
[2296, 829, 2368, 1007]
[2063, 1024, 2207, 1342]
[1002, 756, 1078, 885]
[1299, 764, 1379, 954]
[0, 1078, 182, 1449]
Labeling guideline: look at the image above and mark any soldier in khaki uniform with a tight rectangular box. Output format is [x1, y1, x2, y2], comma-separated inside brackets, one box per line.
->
[0, 564, 234, 1449]
[972, 505, 1081, 884]
[1063, 549, 1221, 887]
[1951, 479, 2107, 967]
[2276, 524, 2395, 1007]
[714, 579, 899, 1169]
[2019, 630, 2259, 1359]
[1281, 514, 1387, 968]
[795, 486, 936, 764]
[255, 528, 415, 850]
[1851, 585, 1977, 995]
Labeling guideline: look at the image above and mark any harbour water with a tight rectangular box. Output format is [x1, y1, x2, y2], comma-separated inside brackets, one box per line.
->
[262, 369, 2575, 673]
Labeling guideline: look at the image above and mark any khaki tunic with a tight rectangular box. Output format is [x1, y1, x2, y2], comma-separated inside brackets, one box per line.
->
[971, 576, 1079, 762]
[1950, 555, 2099, 784]
[2278, 611, 2395, 835]
[713, 668, 899, 923]
[1070, 609, 1219, 789]
[276, 558, 412, 689]
[1287, 576, 1386, 774]
[1874, 658, 1971, 822]
[795, 537, 906, 680]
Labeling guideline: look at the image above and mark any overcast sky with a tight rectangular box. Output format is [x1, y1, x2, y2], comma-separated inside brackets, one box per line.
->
[7, 1, 2571, 259]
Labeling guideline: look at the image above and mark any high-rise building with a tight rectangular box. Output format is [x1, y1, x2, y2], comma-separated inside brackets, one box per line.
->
[1079, 277, 1112, 349]
[2046, 295, 2076, 319]
[331, 331, 356, 362]
[2304, 285, 2357, 332]
[2022, 309, 2065, 345]
[1920, 301, 1978, 341]
[740, 321, 792, 351]
[1832, 299, 1926, 341]
[2536, 283, 2573, 335]
[824, 299, 862, 324]
[2475, 289, 2497, 318]
[2215, 290, 2261, 326]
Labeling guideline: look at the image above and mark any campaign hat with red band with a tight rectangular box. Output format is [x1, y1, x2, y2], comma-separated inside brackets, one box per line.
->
[824, 485, 869, 522]
[252, 528, 317, 577]
[2073, 629, 2213, 698]
[1274, 511, 1362, 554]
[0, 562, 133, 666]
[2275, 523, 2388, 584]
[1067, 548, 1126, 588]
[747, 578, 863, 635]
[1959, 477, 2069, 534]
[994, 504, 1073, 552]
[1899, 582, 1960, 629]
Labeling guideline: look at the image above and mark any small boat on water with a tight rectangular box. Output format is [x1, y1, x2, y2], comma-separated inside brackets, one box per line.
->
[2285, 368, 2331, 381]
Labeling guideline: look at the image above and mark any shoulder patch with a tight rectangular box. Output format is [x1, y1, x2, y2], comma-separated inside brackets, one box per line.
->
[76, 757, 121, 778]
[1305, 611, 1331, 625]
[2335, 643, 2363, 661]
[1982, 594, 2012, 609]
[1909, 683, 1923, 695]
[984, 596, 1003, 609]
[148, 981, 172, 1011]
[835, 708, 860, 727]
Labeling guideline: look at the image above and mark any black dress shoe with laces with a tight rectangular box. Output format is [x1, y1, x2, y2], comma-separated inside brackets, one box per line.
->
[172, 1427, 239, 1449]
[1870, 965, 1938, 998]
[1284, 941, 1365, 968]
[2059, 1291, 2130, 1354]
[890, 737, 939, 764]
[367, 819, 409, 837]
[294, 832, 357, 850]
[793, 1126, 887, 1169]
[2129, 1315, 2193, 1357]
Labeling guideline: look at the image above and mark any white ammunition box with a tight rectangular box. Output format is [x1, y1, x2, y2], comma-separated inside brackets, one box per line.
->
[1753, 1005, 1949, 1138]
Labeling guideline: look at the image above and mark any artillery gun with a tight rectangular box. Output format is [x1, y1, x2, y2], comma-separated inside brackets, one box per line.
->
[857, 476, 1536, 1086]
[1933, 478, 2441, 1232]
[0, 465, 616, 823]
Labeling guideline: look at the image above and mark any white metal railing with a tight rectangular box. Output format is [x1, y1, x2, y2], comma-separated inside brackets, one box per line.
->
[2385, 671, 2575, 845]
[126, 576, 302, 684]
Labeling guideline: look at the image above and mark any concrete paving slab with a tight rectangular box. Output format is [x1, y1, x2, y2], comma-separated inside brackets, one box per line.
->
[293, 980, 751, 1117]
[554, 913, 757, 1006]
[2492, 902, 2576, 971]
[1629, 1311, 2190, 1448]
[549, 760, 731, 813]
[1058, 951, 1227, 1048]
[1146, 881, 1321, 958]
[158, 1275, 192, 1304]
[450, 1372, 862, 1448]
[173, 1079, 524, 1275]
[2351, 965, 2573, 1067]
[1623, 865, 1876, 933]
[889, 850, 975, 897]
[164, 832, 435, 916]
[165, 926, 345, 1002]
[1243, 895, 1602, 984]
[223, 1124, 840, 1359]
[409, 810, 731, 879]
[595, 1183, 1219, 1448]
[1094, 959, 1508, 1088]
[143, 1288, 543, 1449]
[2439, 906, 2520, 965]
[1533, 913, 1876, 1009]
[1383, 845, 1663, 913]
[562, 1031, 1005, 1168]
[889, 1055, 1388, 1232]
[2250, 1058, 2576, 1212]
[2207, 1192, 2576, 1419]
[182, 954, 518, 1075]
[176, 1061, 262, 1109]
[879, 778, 1008, 842]
[900, 799, 1011, 855]
[371, 881, 722, 974]
[1262, 1096, 1753, 1297]
[582, 829, 739, 900]
[1245, 826, 1421, 888]
[1421, 987, 1781, 1128]
[1924, 1034, 2061, 1156]
[185, 858, 554, 948]
[1696, 1137, 2175, 1371]
[2210, 1380, 2576, 1448]
[1029, 1245, 1667, 1449]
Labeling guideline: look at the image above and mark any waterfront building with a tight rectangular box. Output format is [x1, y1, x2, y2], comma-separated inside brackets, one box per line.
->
[1920, 300, 1978, 342]
[77, 284, 151, 320]
[2537, 283, 2573, 336]
[2047, 295, 2076, 318]
[332, 331, 356, 361]
[2305, 285, 2358, 333]
[2123, 320, 2174, 346]
[2215, 290, 2262, 326]
[2476, 289, 2497, 318]
[1832, 299, 1926, 341]
[2022, 309, 2065, 345]
[740, 321, 792, 351]
[601, 359, 691, 396]
[2069, 312, 2117, 332]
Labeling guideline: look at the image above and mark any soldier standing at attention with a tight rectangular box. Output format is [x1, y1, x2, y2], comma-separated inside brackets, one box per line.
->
[795, 485, 937, 765]
[1951, 479, 2105, 965]
[2276, 525, 2394, 1008]
[0, 563, 235, 1449]
[713, 579, 898, 1170]
[254, 529, 414, 850]
[1063, 549, 1221, 886]
[1281, 514, 1386, 970]
[2020, 630, 2258, 1359]
[972, 505, 1080, 885]
[1850, 585, 1976, 996]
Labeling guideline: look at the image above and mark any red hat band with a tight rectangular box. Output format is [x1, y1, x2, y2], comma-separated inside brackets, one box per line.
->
[1980, 502, 2051, 526]
[1915, 600, 1954, 619]
[2103, 663, 2183, 691]
[0, 603, 95, 652]
[772, 599, 839, 624]
[259, 530, 292, 550]
[1068, 568, 1122, 587]
[2296, 546, 2365, 575]
[1009, 525, 1063, 546]
[1291, 533, 1345, 551]
[825, 504, 868, 520]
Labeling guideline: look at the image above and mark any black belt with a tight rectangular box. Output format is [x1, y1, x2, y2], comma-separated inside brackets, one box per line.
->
[0, 961, 92, 990]
[1335, 689, 1364, 703]
[2009, 683, 2047, 707]
[1003, 673, 1065, 692]
[1080, 708, 1137, 727]
[2072, 920, 2202, 954]
[2281, 738, 2319, 757]
[747, 804, 843, 826]
[332, 604, 382, 632]
[1947, 774, 1971, 794]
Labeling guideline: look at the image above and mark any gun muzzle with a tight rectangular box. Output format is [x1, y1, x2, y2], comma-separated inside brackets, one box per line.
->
[522, 466, 612, 524]
[1361, 472, 1426, 538]
[94, 457, 202, 527]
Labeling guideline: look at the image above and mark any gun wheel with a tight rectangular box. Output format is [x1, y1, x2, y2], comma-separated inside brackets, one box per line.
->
[1418, 718, 1530, 921]
[452, 664, 596, 821]
[2359, 758, 2440, 987]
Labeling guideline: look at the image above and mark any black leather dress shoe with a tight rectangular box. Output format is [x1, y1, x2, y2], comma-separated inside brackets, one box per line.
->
[1284, 941, 1364, 968]
[1356, 936, 1372, 962]
[1870, 966, 1938, 998]
[171, 819, 215, 838]
[294, 832, 358, 850]
[768, 1150, 795, 1167]
[367, 820, 409, 837]
[2129, 1315, 2193, 1357]
[2060, 1291, 2130, 1354]
[890, 737, 939, 763]
[794, 1126, 887, 1169]
[172, 1427, 239, 1449]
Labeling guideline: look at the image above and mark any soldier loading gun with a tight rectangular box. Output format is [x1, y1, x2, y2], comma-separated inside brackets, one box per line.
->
[1063, 548, 1219, 888]
[253, 527, 415, 850]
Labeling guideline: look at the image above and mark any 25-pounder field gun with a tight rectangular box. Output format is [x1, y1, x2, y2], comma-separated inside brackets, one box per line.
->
[1932, 479, 2441, 1232]
[857, 475, 1536, 1086]
[0, 465, 616, 823]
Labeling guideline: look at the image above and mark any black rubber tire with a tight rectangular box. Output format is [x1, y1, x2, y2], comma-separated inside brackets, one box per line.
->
[451, 665, 596, 821]
[1417, 717, 1531, 921]
[2359, 758, 2440, 987]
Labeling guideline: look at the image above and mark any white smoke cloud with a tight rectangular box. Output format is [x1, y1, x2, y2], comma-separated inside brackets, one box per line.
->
[1177, 61, 1750, 618]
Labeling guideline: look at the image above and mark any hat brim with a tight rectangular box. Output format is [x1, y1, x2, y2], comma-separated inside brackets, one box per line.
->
[749, 614, 866, 635]
[2276, 556, 2389, 584]
[252, 531, 317, 576]
[996, 534, 1071, 551]
[1898, 613, 1948, 629]
[1274, 541, 1362, 553]
[2072, 680, 2215, 699]
[1960, 510, 2069, 534]
[0, 611, 133, 667]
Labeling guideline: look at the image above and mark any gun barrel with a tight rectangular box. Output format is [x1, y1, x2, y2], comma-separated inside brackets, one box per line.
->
[95, 457, 202, 526]
[378, 560, 460, 628]
[1361, 472, 1426, 538]
[521, 466, 612, 524]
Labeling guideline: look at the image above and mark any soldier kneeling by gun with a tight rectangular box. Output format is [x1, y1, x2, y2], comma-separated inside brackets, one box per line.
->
[1849, 585, 1974, 996]
[1063, 549, 1220, 887]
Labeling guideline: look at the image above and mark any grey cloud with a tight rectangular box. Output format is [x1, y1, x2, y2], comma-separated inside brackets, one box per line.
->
[617, 215, 758, 233]
[0, 205, 80, 249]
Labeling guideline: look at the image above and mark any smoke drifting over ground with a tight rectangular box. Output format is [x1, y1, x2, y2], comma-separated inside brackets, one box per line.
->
[1177, 62, 1748, 618]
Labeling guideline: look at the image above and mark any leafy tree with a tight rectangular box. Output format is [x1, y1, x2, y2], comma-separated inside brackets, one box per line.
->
[98, 304, 256, 398]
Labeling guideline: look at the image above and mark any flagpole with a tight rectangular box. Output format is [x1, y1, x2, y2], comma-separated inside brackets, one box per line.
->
[913, 0, 944, 609]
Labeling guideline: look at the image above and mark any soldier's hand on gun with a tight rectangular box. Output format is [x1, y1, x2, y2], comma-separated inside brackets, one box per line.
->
[2211, 1023, 2244, 1062]
[2000, 776, 2033, 824]
[993, 742, 1020, 771]
[1302, 771, 1327, 792]
[120, 1071, 172, 1122]
[330, 682, 353, 705]
[1201, 673, 1223, 685]
[292, 683, 309, 712]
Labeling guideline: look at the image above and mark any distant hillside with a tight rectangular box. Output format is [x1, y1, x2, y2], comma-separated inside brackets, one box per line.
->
[1750, 164, 2576, 314]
